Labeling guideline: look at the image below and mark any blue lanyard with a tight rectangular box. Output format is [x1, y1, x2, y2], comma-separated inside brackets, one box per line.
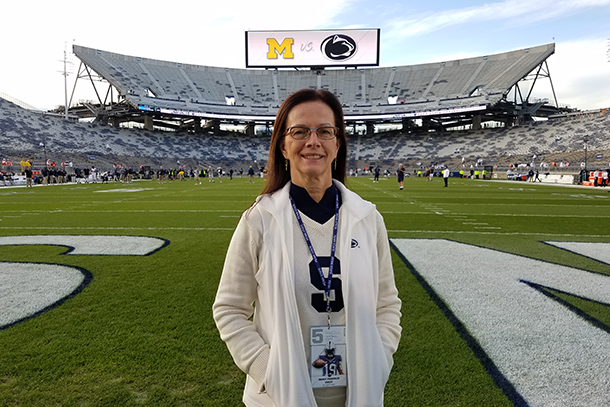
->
[289, 190, 339, 314]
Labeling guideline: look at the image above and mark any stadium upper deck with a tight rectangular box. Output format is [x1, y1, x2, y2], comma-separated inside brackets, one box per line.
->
[72, 43, 555, 128]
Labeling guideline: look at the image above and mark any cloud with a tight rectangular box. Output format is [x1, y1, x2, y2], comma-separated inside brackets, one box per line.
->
[504, 38, 610, 110]
[545, 39, 610, 109]
[384, 0, 610, 39]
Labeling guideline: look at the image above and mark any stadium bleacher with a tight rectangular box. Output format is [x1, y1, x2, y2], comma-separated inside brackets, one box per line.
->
[2, 94, 609, 172]
[72, 43, 555, 120]
[3, 42, 609, 175]
[0, 96, 271, 170]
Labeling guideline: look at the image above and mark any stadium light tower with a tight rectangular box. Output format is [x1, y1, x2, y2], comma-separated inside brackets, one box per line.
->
[583, 135, 589, 171]
[60, 41, 74, 120]
[39, 141, 47, 166]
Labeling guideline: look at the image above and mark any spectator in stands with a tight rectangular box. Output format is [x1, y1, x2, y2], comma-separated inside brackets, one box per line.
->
[396, 163, 406, 190]
[213, 89, 401, 407]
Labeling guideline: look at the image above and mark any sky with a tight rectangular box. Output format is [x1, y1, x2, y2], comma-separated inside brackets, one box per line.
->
[1, 0, 609, 112]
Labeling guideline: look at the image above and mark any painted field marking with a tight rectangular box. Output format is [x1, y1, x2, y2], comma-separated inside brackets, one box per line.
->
[0, 235, 168, 256]
[0, 235, 169, 331]
[391, 238, 610, 407]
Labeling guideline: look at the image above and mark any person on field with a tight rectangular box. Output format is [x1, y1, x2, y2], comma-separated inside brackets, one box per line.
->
[534, 170, 541, 182]
[213, 89, 402, 407]
[443, 166, 450, 187]
[593, 169, 600, 187]
[42, 166, 49, 185]
[193, 167, 201, 185]
[25, 167, 33, 188]
[396, 163, 406, 190]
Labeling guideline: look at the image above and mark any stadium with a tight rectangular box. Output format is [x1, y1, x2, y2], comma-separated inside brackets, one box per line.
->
[1, 30, 610, 406]
[1, 37, 608, 179]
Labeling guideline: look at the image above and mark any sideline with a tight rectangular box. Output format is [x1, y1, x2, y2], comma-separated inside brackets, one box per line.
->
[479, 178, 610, 190]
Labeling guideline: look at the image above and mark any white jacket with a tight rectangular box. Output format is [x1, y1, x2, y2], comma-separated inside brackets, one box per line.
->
[213, 181, 402, 406]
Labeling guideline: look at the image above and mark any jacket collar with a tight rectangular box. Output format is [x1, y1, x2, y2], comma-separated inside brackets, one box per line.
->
[257, 180, 375, 221]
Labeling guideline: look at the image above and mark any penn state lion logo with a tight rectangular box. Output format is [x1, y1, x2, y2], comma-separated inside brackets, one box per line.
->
[321, 34, 357, 61]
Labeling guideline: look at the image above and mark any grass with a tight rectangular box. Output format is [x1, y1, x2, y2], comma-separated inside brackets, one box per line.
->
[1, 175, 609, 406]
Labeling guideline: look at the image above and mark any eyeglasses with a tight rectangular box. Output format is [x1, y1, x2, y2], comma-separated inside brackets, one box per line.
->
[285, 126, 339, 140]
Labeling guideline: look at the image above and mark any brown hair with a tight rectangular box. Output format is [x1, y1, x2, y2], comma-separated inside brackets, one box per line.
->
[260, 89, 348, 197]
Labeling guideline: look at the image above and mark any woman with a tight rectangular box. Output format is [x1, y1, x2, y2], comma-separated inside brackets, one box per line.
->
[213, 89, 402, 407]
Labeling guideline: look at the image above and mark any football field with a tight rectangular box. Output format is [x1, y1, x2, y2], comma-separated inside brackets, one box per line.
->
[1, 175, 610, 406]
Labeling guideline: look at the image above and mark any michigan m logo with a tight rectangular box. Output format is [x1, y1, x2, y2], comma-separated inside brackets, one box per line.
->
[267, 38, 294, 59]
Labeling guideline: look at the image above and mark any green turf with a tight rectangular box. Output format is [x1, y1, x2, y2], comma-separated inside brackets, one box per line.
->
[1, 175, 609, 406]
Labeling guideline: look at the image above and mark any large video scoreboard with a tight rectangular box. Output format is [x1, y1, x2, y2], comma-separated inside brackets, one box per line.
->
[246, 29, 380, 68]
